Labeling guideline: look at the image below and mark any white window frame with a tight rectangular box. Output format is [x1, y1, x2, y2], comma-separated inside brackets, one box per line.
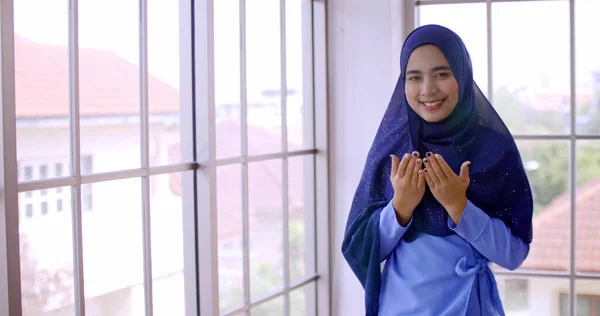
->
[407, 1, 597, 315]
[0, 0, 330, 315]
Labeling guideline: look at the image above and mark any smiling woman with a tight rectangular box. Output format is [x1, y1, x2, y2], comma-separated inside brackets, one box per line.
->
[404, 44, 459, 123]
[341, 24, 534, 316]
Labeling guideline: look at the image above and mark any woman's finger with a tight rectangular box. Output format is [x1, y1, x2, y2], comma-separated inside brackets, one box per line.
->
[426, 153, 448, 181]
[397, 153, 410, 178]
[417, 169, 425, 191]
[424, 169, 435, 189]
[411, 158, 422, 186]
[404, 153, 418, 181]
[423, 157, 440, 184]
[390, 155, 399, 178]
[434, 154, 455, 178]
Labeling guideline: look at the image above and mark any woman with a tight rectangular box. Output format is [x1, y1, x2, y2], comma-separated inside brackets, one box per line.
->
[341, 24, 534, 316]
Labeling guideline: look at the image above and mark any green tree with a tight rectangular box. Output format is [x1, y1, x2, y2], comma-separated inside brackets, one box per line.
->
[518, 141, 569, 213]
[577, 89, 600, 134]
[517, 138, 600, 214]
[494, 87, 600, 213]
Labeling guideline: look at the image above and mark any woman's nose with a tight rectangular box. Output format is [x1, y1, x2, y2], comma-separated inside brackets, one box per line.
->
[421, 78, 438, 96]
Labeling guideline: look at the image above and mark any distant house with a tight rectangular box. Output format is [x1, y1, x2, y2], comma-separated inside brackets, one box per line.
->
[16, 35, 308, 315]
[496, 178, 600, 316]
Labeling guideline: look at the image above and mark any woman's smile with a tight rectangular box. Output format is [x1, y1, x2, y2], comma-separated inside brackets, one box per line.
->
[420, 98, 447, 111]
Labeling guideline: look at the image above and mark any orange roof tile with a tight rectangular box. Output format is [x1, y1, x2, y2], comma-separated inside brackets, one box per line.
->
[14, 35, 179, 118]
[519, 177, 600, 272]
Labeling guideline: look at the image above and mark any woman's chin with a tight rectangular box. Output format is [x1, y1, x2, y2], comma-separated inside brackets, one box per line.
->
[420, 112, 450, 123]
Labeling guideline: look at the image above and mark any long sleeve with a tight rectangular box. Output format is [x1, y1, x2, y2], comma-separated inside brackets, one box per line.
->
[448, 200, 530, 270]
[378, 200, 412, 261]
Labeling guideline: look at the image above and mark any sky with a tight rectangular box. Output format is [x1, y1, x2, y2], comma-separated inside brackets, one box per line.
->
[12, 0, 600, 104]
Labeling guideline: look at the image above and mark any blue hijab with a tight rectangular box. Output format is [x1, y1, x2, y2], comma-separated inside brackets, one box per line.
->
[341, 24, 533, 315]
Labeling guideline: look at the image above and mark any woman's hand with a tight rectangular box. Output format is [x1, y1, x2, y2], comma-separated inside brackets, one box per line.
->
[423, 153, 471, 225]
[390, 152, 425, 226]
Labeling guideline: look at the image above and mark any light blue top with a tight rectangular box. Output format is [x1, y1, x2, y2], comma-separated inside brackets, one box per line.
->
[378, 200, 530, 316]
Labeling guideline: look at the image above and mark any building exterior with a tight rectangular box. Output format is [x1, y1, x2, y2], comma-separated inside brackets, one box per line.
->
[17, 35, 309, 316]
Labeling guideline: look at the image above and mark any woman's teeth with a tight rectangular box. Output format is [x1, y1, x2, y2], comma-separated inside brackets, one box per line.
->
[423, 100, 443, 107]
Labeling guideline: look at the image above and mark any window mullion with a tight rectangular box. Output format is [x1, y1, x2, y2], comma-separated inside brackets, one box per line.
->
[238, 0, 251, 312]
[279, 0, 291, 314]
[194, 0, 220, 314]
[138, 0, 154, 314]
[312, 0, 330, 315]
[568, 0, 577, 315]
[0, 0, 22, 314]
[67, 0, 86, 314]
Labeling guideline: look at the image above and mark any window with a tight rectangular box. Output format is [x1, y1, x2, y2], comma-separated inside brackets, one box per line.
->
[0, 0, 328, 316]
[559, 293, 600, 316]
[414, 0, 600, 315]
[18, 159, 73, 218]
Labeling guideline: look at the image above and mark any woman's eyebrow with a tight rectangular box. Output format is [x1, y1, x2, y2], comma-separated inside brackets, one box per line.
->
[431, 65, 451, 72]
[406, 65, 452, 75]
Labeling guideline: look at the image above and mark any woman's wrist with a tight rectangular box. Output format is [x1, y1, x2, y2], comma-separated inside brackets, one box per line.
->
[445, 196, 468, 225]
[392, 197, 413, 226]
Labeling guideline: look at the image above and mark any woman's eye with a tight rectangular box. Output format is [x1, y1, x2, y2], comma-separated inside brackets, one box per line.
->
[436, 72, 450, 79]
[408, 76, 421, 81]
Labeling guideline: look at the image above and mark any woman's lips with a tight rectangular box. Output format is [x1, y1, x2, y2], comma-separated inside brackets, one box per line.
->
[420, 98, 446, 111]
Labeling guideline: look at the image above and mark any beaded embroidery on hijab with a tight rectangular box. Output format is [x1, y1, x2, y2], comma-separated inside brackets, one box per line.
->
[341, 24, 533, 315]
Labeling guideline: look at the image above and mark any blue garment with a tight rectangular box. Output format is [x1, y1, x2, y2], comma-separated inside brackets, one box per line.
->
[341, 24, 534, 315]
[378, 199, 529, 315]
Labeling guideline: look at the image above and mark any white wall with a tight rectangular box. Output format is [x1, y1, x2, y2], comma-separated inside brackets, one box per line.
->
[327, 0, 408, 314]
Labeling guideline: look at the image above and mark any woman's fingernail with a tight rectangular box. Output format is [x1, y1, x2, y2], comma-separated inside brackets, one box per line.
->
[423, 158, 428, 163]
[426, 152, 432, 157]
[417, 158, 422, 163]
[412, 151, 419, 157]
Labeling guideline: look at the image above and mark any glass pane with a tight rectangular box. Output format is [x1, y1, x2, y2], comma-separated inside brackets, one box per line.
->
[576, 141, 600, 272]
[575, 0, 600, 134]
[19, 187, 75, 315]
[215, 0, 242, 159]
[290, 288, 306, 316]
[249, 159, 284, 300]
[14, 0, 72, 180]
[417, 3, 488, 97]
[496, 276, 569, 315]
[252, 296, 284, 316]
[82, 178, 145, 315]
[288, 155, 315, 282]
[286, 0, 313, 150]
[148, 0, 188, 166]
[290, 282, 316, 316]
[567, 282, 597, 316]
[150, 171, 188, 315]
[577, 298, 591, 316]
[217, 164, 244, 313]
[246, 0, 282, 155]
[492, 1, 570, 135]
[79, 0, 141, 174]
[516, 140, 570, 272]
[576, 296, 591, 316]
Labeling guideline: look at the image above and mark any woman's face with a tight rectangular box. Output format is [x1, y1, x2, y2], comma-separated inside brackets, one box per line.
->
[404, 44, 459, 123]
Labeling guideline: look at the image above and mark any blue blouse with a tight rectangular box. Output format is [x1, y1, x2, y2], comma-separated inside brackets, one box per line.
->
[378, 200, 530, 316]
